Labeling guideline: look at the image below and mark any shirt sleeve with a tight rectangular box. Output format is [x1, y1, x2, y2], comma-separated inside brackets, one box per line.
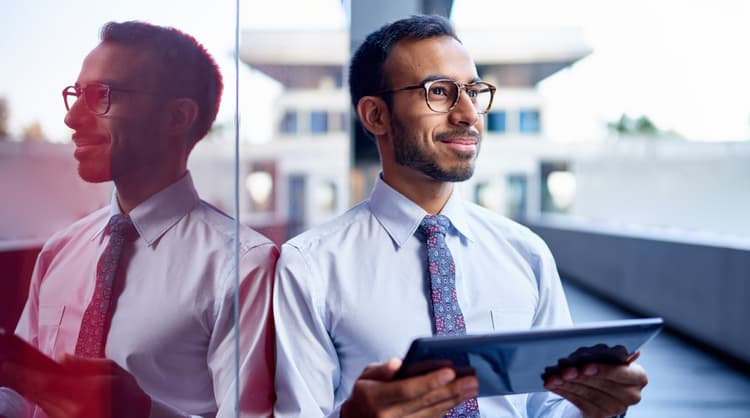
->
[273, 243, 341, 418]
[209, 242, 278, 418]
[2, 244, 50, 418]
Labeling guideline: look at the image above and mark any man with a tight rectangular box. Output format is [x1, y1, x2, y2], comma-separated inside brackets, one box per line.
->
[274, 15, 647, 418]
[0, 22, 276, 418]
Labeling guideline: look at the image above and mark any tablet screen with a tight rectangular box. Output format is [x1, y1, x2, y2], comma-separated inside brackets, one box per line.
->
[396, 317, 663, 396]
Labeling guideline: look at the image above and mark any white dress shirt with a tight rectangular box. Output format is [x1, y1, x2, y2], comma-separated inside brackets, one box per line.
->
[1, 173, 277, 418]
[274, 176, 582, 417]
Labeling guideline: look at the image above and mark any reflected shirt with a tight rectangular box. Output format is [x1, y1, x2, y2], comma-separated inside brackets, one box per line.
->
[274, 176, 581, 418]
[1, 173, 277, 418]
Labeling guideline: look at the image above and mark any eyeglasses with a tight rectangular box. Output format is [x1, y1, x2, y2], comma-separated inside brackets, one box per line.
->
[62, 83, 157, 116]
[378, 78, 496, 114]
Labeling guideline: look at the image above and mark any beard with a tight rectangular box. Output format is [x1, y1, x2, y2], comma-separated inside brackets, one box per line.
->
[390, 115, 479, 182]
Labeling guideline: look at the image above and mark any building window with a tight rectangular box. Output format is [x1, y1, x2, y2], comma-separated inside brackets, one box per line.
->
[506, 175, 527, 220]
[315, 181, 337, 213]
[245, 171, 274, 212]
[339, 112, 350, 133]
[519, 109, 541, 134]
[474, 181, 501, 211]
[280, 111, 297, 134]
[311, 111, 328, 134]
[540, 161, 575, 214]
[487, 111, 506, 133]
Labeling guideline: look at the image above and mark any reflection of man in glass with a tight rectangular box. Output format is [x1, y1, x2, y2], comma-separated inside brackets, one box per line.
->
[274, 15, 646, 418]
[0, 21, 276, 418]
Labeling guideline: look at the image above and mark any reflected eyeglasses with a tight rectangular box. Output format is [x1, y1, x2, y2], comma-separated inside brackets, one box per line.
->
[62, 83, 157, 116]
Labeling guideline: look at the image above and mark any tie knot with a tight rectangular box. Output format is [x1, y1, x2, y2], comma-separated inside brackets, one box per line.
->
[108, 214, 135, 240]
[419, 214, 450, 238]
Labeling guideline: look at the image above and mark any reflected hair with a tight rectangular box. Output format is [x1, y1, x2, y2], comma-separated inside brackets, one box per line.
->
[100, 21, 223, 143]
[348, 15, 459, 112]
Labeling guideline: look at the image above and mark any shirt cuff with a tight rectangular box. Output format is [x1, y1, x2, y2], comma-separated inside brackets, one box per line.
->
[0, 387, 31, 418]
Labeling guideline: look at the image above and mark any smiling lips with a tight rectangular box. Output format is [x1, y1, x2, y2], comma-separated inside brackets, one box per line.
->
[440, 136, 478, 153]
[72, 133, 108, 158]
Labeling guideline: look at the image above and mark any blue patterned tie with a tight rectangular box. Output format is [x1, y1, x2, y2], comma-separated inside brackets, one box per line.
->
[75, 214, 134, 357]
[419, 215, 480, 418]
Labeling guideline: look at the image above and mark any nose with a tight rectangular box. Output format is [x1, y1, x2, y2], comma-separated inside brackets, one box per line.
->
[448, 89, 480, 128]
[64, 96, 95, 130]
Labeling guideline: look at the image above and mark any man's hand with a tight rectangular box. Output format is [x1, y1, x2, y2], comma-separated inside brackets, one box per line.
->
[1, 355, 151, 418]
[544, 352, 648, 418]
[340, 358, 478, 418]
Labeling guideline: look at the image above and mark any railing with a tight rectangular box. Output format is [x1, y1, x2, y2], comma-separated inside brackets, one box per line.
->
[526, 216, 750, 367]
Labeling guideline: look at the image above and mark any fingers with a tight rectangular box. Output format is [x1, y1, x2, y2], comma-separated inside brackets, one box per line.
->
[343, 364, 478, 418]
[59, 355, 121, 376]
[396, 376, 478, 417]
[549, 385, 623, 418]
[1, 362, 54, 399]
[582, 362, 648, 389]
[377, 368, 456, 402]
[360, 358, 403, 381]
[546, 362, 647, 418]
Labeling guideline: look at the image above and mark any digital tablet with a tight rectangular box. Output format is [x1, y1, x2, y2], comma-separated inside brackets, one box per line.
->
[0, 327, 64, 377]
[395, 317, 663, 396]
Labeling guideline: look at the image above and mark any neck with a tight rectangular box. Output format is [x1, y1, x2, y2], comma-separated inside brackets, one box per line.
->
[381, 169, 454, 215]
[115, 166, 187, 214]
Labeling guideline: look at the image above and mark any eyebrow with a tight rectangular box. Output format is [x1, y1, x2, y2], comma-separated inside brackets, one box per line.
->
[419, 74, 483, 84]
[74, 79, 120, 88]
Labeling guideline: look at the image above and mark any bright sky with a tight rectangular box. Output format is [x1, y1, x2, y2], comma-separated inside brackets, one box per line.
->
[1, 0, 748, 142]
[455, 0, 750, 141]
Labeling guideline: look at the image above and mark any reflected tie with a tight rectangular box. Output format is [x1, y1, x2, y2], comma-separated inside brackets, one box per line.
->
[75, 214, 134, 358]
[418, 215, 480, 418]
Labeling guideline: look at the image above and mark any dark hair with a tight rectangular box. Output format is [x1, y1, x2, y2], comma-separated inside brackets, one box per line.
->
[100, 21, 223, 143]
[348, 15, 459, 111]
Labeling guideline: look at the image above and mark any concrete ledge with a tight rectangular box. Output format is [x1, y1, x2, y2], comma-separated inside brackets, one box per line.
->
[527, 220, 750, 365]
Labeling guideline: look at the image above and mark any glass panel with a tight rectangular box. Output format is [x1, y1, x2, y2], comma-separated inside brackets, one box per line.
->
[240, 0, 349, 242]
[1, 2, 253, 416]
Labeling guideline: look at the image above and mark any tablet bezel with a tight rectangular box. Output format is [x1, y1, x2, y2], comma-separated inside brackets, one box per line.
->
[395, 317, 664, 396]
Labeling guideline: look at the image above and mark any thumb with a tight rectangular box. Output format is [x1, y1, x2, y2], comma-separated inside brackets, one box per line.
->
[359, 358, 402, 381]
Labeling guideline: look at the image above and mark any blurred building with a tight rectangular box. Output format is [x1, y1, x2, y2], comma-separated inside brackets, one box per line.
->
[224, 25, 593, 239]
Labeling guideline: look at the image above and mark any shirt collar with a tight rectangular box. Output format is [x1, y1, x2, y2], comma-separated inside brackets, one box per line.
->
[368, 174, 475, 248]
[439, 186, 475, 243]
[93, 172, 199, 246]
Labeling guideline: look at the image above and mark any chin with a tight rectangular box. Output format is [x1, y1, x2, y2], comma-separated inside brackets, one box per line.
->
[424, 164, 475, 182]
[78, 166, 112, 183]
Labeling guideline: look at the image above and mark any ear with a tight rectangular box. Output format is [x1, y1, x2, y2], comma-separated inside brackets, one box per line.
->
[165, 98, 199, 137]
[356, 96, 391, 138]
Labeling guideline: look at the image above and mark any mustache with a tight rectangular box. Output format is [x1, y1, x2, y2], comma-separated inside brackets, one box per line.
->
[434, 129, 481, 142]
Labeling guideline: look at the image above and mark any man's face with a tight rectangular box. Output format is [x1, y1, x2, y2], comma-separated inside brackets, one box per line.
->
[64, 42, 167, 183]
[384, 36, 484, 182]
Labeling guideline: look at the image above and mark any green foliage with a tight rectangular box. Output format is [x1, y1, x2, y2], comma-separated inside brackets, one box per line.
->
[0, 97, 8, 140]
[607, 113, 679, 139]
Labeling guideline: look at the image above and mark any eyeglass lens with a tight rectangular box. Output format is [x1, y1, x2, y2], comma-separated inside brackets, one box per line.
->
[426, 80, 493, 113]
[64, 85, 110, 115]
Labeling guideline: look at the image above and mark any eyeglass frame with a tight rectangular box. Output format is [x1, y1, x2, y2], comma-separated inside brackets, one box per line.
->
[62, 83, 164, 116]
[377, 78, 497, 114]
